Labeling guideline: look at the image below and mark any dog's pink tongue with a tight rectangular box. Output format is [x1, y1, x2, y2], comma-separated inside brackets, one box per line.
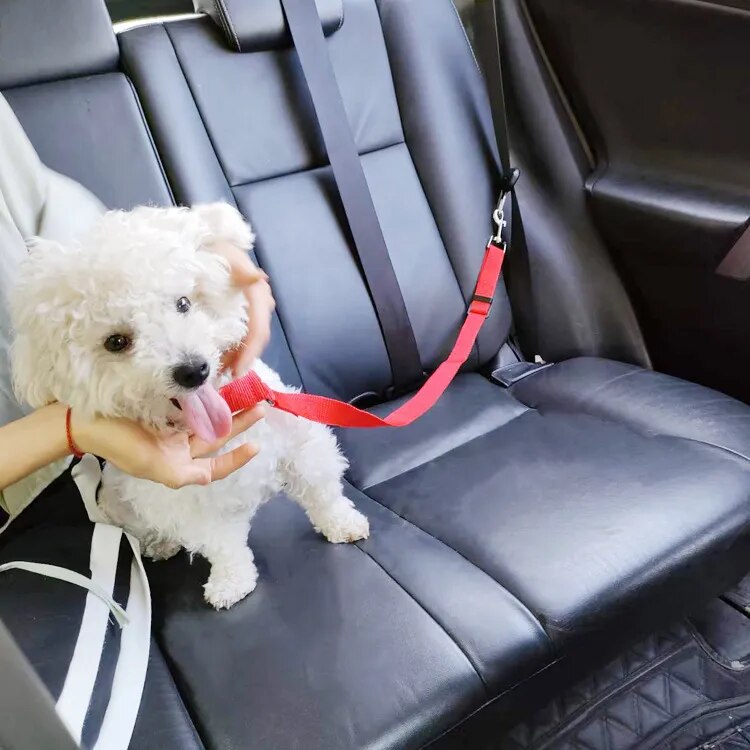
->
[177, 384, 232, 443]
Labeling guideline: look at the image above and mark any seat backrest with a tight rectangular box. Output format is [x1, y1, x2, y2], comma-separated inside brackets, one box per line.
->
[0, 0, 172, 210]
[119, 0, 511, 400]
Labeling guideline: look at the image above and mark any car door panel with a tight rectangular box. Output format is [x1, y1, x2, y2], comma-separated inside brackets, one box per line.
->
[520, 0, 750, 399]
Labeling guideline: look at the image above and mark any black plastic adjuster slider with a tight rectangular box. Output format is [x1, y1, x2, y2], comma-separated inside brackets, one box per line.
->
[498, 167, 520, 194]
[472, 293, 494, 307]
[470, 292, 493, 315]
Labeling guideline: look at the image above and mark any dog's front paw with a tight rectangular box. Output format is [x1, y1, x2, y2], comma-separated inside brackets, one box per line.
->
[203, 561, 258, 610]
[317, 504, 370, 544]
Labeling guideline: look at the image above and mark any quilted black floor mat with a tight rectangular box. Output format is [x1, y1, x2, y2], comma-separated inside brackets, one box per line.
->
[501, 598, 750, 750]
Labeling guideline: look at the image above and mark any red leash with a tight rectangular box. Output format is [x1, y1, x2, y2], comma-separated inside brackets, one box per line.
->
[220, 240, 505, 429]
[220, 182, 516, 429]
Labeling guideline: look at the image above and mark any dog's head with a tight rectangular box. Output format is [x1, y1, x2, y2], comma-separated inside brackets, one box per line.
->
[11, 203, 252, 441]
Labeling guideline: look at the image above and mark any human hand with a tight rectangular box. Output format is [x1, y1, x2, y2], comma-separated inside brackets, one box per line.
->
[207, 241, 276, 375]
[73, 406, 265, 489]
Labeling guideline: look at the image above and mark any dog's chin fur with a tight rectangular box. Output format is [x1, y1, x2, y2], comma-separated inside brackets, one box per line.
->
[11, 203, 369, 609]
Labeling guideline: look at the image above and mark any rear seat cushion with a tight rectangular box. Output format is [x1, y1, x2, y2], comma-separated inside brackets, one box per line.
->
[144, 359, 750, 749]
[343, 359, 750, 652]
[511, 356, 750, 458]
[145, 495, 497, 750]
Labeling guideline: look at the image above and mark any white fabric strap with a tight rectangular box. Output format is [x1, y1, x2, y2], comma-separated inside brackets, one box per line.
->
[0, 460, 152, 750]
[0, 559, 129, 627]
[93, 532, 151, 750]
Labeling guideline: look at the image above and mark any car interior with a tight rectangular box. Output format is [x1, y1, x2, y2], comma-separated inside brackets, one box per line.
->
[1, 0, 750, 748]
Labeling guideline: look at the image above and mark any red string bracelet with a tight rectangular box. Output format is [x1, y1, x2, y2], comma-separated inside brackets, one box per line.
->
[65, 407, 84, 459]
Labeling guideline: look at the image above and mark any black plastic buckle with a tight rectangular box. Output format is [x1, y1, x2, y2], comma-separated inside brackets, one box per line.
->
[491, 361, 551, 388]
[499, 167, 520, 194]
[472, 293, 493, 308]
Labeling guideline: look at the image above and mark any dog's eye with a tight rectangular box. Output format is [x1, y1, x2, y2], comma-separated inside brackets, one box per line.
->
[104, 334, 131, 353]
[176, 296, 191, 314]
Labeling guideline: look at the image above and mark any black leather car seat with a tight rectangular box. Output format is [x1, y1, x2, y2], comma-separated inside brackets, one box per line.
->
[2, 0, 750, 748]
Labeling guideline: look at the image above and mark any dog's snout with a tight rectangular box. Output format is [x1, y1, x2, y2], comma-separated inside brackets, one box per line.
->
[172, 359, 210, 389]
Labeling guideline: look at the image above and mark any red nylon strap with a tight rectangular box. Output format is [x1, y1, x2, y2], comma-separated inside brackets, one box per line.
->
[220, 241, 506, 428]
[66, 407, 84, 459]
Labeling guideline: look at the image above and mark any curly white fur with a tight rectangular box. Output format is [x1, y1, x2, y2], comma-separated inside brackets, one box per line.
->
[11, 203, 369, 609]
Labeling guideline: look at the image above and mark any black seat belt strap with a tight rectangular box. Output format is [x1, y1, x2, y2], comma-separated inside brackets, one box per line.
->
[477, 0, 539, 359]
[278, 0, 424, 393]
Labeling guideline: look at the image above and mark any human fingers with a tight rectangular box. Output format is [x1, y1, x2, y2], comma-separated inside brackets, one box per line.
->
[189, 406, 265, 457]
[212, 242, 266, 286]
[206, 442, 259, 481]
[231, 279, 274, 374]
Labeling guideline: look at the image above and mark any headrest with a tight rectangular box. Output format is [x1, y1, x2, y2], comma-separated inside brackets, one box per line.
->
[193, 0, 343, 52]
[0, 0, 118, 90]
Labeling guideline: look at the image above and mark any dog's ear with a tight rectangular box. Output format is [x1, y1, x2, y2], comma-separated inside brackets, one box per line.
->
[11, 238, 76, 408]
[193, 203, 255, 251]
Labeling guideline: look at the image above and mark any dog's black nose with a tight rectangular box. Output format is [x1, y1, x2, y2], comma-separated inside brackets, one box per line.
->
[172, 359, 210, 389]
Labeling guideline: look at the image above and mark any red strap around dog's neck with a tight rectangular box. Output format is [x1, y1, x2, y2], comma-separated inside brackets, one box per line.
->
[220, 241, 506, 429]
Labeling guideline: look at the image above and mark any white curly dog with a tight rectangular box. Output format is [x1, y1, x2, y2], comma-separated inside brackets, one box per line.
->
[11, 203, 369, 609]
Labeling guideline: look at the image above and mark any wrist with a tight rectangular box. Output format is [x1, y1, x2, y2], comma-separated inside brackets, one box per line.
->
[67, 407, 100, 458]
[65, 407, 84, 457]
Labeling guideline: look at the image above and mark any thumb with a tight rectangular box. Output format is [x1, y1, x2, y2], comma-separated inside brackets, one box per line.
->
[169, 461, 212, 488]
[232, 263, 265, 286]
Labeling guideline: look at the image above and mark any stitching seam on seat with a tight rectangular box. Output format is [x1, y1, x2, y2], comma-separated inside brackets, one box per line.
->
[229, 137, 406, 189]
[162, 24, 235, 201]
[448, 0, 482, 76]
[374, 0, 484, 369]
[215, 0, 241, 52]
[359, 407, 530, 490]
[210, 0, 232, 49]
[335, 0, 345, 32]
[419, 653, 567, 750]
[669, 434, 750, 465]
[353, 540, 490, 695]
[357, 407, 530, 490]
[148, 645, 209, 750]
[354, 481, 551, 647]
[400, 140, 479, 366]
[511, 367, 750, 464]
[122, 75, 176, 206]
[149, 631, 212, 750]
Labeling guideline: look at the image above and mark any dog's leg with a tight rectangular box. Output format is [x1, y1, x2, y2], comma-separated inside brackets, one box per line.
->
[180, 517, 258, 610]
[278, 417, 369, 544]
